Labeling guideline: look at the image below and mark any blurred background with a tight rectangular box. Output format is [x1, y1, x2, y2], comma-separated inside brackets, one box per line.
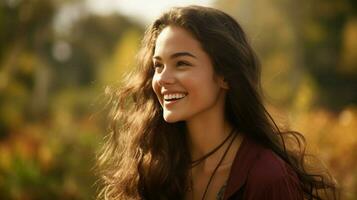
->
[0, 0, 356, 199]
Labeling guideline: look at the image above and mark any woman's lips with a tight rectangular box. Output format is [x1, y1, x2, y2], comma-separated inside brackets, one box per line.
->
[163, 94, 187, 107]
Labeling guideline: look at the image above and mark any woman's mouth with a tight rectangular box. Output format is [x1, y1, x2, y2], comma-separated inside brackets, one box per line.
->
[163, 93, 188, 105]
[164, 93, 187, 101]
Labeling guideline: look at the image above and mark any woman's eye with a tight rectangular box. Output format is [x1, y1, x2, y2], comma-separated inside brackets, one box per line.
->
[176, 61, 191, 67]
[153, 62, 163, 69]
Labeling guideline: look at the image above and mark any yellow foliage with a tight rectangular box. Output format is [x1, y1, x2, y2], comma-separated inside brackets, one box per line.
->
[99, 28, 141, 85]
[290, 107, 357, 199]
[340, 18, 357, 74]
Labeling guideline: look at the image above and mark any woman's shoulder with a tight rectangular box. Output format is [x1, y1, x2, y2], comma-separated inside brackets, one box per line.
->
[243, 145, 303, 199]
[224, 136, 303, 200]
[247, 147, 296, 185]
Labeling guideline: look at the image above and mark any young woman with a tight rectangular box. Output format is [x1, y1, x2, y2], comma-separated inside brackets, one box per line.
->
[97, 5, 338, 200]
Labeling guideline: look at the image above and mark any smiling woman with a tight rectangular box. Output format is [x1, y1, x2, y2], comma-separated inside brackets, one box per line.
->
[152, 26, 228, 123]
[96, 5, 339, 200]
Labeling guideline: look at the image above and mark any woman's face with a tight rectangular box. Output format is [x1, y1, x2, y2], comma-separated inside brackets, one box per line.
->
[152, 26, 228, 123]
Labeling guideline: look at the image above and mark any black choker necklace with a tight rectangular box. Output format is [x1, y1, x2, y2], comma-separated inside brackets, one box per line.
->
[190, 128, 236, 168]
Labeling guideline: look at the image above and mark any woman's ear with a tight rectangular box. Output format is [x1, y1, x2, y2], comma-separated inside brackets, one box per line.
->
[217, 75, 229, 89]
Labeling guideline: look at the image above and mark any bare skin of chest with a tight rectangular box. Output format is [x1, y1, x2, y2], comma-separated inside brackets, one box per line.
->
[187, 164, 232, 200]
[186, 136, 243, 200]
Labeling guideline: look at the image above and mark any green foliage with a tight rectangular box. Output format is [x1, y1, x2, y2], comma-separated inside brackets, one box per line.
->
[0, 0, 142, 199]
[216, 0, 357, 111]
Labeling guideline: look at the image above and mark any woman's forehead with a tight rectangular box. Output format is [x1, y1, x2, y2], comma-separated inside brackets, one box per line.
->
[153, 26, 203, 59]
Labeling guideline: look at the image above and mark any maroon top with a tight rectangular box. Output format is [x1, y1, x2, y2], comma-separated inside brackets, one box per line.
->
[223, 135, 304, 200]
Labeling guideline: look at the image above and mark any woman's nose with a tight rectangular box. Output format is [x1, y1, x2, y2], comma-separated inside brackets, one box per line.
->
[157, 67, 175, 86]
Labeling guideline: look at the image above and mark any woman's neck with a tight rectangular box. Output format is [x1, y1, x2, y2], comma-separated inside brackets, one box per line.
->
[185, 112, 245, 200]
[186, 110, 234, 170]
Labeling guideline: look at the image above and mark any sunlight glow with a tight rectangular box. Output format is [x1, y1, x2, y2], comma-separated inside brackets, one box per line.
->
[86, 0, 215, 25]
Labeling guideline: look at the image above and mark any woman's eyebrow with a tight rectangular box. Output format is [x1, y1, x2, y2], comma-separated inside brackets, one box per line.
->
[153, 51, 197, 60]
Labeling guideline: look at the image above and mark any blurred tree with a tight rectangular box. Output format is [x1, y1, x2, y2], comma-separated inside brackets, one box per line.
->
[0, 0, 143, 199]
[0, 0, 56, 136]
[215, 0, 357, 111]
[287, 0, 357, 111]
[50, 13, 143, 89]
[0, 0, 143, 134]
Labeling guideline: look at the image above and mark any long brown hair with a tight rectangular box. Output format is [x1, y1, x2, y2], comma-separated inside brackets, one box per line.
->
[97, 5, 339, 200]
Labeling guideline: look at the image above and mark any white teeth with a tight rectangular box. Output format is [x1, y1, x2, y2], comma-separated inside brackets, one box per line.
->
[164, 93, 187, 100]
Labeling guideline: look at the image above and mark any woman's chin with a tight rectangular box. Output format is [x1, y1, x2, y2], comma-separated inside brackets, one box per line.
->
[163, 112, 183, 123]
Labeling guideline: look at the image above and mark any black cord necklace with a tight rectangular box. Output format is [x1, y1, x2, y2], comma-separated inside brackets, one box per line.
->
[190, 128, 235, 168]
[188, 128, 237, 200]
[200, 131, 237, 200]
